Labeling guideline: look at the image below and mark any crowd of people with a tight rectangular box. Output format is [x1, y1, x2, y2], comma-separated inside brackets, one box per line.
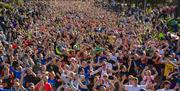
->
[0, 0, 179, 91]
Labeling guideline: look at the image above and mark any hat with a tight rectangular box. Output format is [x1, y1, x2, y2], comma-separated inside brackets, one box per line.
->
[29, 83, 34, 87]
[163, 81, 171, 85]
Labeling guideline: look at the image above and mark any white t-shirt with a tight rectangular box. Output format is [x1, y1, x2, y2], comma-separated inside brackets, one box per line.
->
[124, 85, 146, 91]
[156, 89, 173, 91]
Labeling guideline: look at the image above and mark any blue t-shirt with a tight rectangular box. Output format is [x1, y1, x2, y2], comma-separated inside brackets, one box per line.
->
[48, 79, 56, 87]
[10, 66, 22, 79]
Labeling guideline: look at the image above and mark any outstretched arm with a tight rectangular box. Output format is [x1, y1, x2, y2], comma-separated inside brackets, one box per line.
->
[90, 67, 102, 75]
[167, 58, 179, 67]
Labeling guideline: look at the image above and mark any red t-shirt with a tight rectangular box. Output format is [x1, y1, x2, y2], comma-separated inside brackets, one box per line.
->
[35, 82, 52, 91]
[44, 82, 52, 91]
[12, 44, 18, 49]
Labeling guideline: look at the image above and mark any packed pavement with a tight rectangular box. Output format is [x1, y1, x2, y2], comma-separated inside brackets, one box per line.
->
[0, 0, 179, 91]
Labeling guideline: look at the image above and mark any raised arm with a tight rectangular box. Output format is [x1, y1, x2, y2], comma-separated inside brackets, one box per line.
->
[70, 80, 79, 90]
[127, 59, 132, 72]
[152, 67, 158, 78]
[57, 58, 64, 72]
[20, 72, 28, 91]
[119, 75, 126, 91]
[93, 79, 99, 91]
[141, 66, 148, 77]
[108, 80, 115, 90]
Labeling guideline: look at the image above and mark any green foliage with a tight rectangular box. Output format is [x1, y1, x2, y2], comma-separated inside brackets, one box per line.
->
[16, 0, 24, 5]
[0, 0, 25, 9]
[0, 2, 13, 9]
[9, 0, 24, 5]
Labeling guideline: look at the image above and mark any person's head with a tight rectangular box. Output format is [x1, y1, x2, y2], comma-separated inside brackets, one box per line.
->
[37, 62, 41, 67]
[13, 79, 20, 89]
[128, 75, 134, 80]
[121, 65, 127, 72]
[28, 83, 35, 91]
[132, 77, 138, 86]
[4, 66, 9, 75]
[17, 66, 22, 71]
[103, 73, 108, 80]
[26, 67, 33, 74]
[145, 70, 151, 76]
[99, 86, 106, 91]
[13, 54, 19, 60]
[79, 68, 84, 75]
[163, 81, 171, 89]
[128, 75, 134, 83]
[41, 65, 46, 72]
[13, 82, 19, 88]
[49, 71, 55, 79]
[42, 76, 49, 82]
[82, 61, 87, 67]
[69, 72, 75, 80]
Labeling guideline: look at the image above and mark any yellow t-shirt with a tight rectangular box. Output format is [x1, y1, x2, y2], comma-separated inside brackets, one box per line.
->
[164, 63, 174, 78]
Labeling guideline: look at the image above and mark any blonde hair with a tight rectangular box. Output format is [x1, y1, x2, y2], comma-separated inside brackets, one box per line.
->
[146, 70, 151, 75]
[49, 71, 55, 77]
